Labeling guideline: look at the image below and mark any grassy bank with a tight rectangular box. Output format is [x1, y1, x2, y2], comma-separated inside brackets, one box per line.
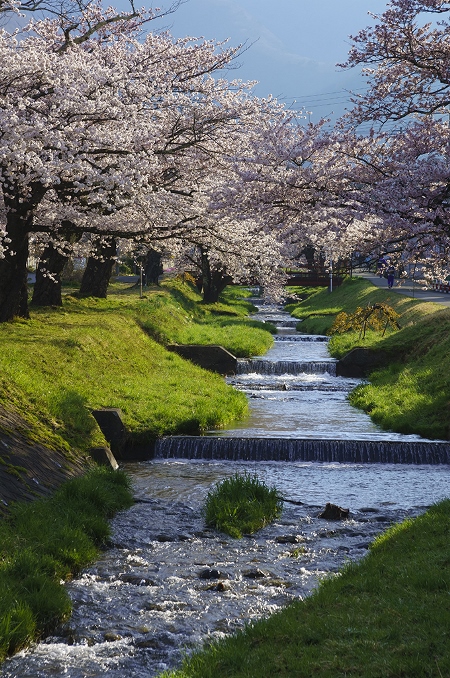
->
[0, 278, 274, 662]
[0, 278, 274, 454]
[0, 467, 134, 661]
[286, 277, 450, 440]
[163, 498, 450, 678]
[158, 278, 450, 678]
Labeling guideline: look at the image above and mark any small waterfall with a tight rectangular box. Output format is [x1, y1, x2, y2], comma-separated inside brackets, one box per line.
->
[154, 436, 450, 465]
[262, 319, 299, 328]
[230, 381, 356, 393]
[236, 359, 337, 376]
[274, 335, 329, 342]
[156, 302, 449, 468]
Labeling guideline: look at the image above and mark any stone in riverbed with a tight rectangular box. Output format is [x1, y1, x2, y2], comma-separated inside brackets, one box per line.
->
[318, 503, 350, 520]
[275, 534, 303, 544]
[198, 568, 229, 580]
[242, 568, 268, 579]
[205, 581, 229, 592]
[120, 574, 156, 586]
[104, 632, 122, 642]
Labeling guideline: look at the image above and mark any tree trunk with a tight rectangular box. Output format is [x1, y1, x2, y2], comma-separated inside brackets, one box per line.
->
[79, 237, 116, 298]
[31, 227, 82, 307]
[143, 249, 163, 285]
[0, 213, 30, 322]
[0, 222, 30, 321]
[300, 244, 328, 276]
[31, 242, 69, 307]
[0, 180, 47, 321]
[199, 247, 232, 303]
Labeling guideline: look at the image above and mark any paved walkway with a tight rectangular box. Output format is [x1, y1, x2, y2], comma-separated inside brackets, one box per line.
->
[355, 270, 450, 307]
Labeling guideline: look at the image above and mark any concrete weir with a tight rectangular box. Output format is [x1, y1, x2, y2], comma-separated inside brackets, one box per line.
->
[154, 436, 450, 465]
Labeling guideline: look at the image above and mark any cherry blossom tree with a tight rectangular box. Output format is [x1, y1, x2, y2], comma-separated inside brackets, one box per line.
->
[160, 100, 308, 302]
[206, 113, 372, 283]
[48, 78, 300, 303]
[335, 0, 450, 279]
[0, 0, 182, 31]
[0, 7, 252, 319]
[341, 0, 450, 124]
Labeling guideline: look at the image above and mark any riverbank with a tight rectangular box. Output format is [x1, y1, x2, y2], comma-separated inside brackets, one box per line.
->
[0, 277, 274, 505]
[162, 497, 450, 678]
[286, 276, 450, 440]
[0, 279, 275, 661]
[0, 467, 134, 661]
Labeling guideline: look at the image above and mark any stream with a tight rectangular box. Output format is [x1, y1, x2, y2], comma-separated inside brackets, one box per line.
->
[1, 301, 449, 678]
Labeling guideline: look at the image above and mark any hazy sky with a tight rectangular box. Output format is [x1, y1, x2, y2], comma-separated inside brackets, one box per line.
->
[150, 0, 391, 124]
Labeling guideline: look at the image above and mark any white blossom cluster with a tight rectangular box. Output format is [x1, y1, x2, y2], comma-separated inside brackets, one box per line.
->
[2, 0, 450, 319]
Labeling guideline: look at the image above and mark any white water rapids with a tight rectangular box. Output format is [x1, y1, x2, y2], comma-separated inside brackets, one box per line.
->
[1, 301, 448, 678]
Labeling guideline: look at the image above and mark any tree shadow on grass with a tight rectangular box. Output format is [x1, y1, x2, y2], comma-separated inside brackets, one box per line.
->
[51, 391, 99, 448]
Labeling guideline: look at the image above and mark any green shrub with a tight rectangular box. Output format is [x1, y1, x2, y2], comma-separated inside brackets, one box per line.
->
[204, 472, 283, 538]
[330, 302, 400, 338]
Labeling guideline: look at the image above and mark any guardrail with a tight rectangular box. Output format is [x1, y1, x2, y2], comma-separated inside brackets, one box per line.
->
[432, 282, 450, 293]
[285, 272, 343, 287]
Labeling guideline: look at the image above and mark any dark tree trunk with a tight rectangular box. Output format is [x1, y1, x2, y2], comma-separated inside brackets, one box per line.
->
[204, 270, 233, 303]
[301, 244, 326, 276]
[0, 223, 30, 321]
[143, 249, 163, 285]
[0, 181, 46, 322]
[31, 242, 68, 307]
[31, 227, 82, 307]
[199, 247, 232, 303]
[79, 237, 116, 298]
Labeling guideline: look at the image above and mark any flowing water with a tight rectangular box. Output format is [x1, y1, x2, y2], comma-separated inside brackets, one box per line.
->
[2, 301, 449, 678]
[156, 302, 449, 463]
[218, 303, 439, 443]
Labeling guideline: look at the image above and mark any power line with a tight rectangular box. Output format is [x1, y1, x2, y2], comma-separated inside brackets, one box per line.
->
[280, 87, 369, 100]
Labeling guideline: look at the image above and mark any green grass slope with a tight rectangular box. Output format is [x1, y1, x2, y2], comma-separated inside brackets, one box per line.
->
[286, 277, 450, 440]
[0, 279, 273, 455]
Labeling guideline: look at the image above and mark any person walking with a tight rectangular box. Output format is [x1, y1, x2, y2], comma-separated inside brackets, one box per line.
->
[387, 264, 395, 289]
